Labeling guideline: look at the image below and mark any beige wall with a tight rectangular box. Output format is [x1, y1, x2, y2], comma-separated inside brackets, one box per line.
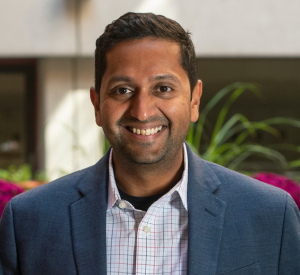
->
[1, 0, 299, 179]
[38, 58, 103, 180]
[1, 0, 300, 57]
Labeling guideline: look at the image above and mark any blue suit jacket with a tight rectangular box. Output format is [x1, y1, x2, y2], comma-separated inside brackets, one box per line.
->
[1, 145, 300, 275]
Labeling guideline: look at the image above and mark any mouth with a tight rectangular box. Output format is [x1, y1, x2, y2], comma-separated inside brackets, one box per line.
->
[127, 126, 164, 136]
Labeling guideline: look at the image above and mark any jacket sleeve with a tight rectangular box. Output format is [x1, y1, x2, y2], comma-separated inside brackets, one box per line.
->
[278, 194, 300, 274]
[0, 201, 21, 275]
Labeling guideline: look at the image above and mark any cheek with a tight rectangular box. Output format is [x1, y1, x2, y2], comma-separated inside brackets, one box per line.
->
[160, 100, 191, 125]
[100, 102, 125, 128]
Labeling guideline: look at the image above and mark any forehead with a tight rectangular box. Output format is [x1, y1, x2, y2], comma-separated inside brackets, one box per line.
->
[108, 37, 179, 57]
[102, 37, 188, 82]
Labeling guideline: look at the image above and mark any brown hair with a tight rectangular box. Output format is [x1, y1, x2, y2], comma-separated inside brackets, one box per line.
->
[95, 12, 197, 94]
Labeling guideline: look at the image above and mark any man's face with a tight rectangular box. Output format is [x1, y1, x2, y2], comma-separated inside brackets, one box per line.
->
[91, 37, 201, 165]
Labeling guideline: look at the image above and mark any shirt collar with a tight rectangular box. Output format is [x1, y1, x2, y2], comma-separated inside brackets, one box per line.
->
[107, 143, 189, 211]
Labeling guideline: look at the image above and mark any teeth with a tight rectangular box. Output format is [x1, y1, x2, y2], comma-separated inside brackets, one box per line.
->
[131, 126, 163, 135]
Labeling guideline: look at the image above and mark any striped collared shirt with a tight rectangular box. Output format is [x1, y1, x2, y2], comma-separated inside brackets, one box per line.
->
[106, 144, 189, 275]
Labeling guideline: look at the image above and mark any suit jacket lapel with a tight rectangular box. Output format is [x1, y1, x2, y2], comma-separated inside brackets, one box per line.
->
[69, 145, 226, 274]
[70, 149, 110, 275]
[186, 146, 227, 275]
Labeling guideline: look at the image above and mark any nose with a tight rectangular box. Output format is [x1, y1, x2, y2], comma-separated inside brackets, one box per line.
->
[130, 92, 156, 121]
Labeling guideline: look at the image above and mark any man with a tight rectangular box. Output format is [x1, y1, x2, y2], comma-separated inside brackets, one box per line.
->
[0, 12, 300, 275]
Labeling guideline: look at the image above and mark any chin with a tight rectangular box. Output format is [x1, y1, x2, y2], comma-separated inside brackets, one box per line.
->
[122, 150, 165, 165]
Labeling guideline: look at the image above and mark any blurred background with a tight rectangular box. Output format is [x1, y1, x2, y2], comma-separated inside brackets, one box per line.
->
[0, 0, 299, 182]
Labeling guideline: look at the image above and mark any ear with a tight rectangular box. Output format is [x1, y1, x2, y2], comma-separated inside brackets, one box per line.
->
[90, 86, 102, 126]
[190, 80, 202, 122]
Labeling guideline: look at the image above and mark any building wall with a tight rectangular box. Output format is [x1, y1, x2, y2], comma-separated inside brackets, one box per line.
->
[1, 1, 299, 179]
[38, 58, 103, 180]
[0, 0, 299, 57]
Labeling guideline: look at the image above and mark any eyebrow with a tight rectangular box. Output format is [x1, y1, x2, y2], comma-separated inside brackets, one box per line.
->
[148, 74, 180, 83]
[106, 74, 180, 87]
[107, 76, 135, 86]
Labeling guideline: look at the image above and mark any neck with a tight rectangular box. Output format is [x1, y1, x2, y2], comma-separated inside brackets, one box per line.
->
[112, 147, 184, 197]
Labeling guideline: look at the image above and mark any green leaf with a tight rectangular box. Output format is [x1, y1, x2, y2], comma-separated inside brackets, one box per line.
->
[207, 84, 261, 156]
[261, 117, 300, 128]
[182, 82, 300, 174]
[194, 82, 251, 150]
[227, 144, 288, 170]
[289, 159, 300, 169]
[214, 114, 254, 147]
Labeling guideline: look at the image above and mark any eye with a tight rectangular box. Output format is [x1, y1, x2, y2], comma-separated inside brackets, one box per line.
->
[115, 88, 132, 94]
[157, 86, 172, 93]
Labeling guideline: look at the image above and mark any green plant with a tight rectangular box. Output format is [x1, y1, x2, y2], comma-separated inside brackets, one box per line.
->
[186, 82, 300, 172]
[0, 164, 32, 183]
[34, 170, 48, 182]
[0, 164, 47, 183]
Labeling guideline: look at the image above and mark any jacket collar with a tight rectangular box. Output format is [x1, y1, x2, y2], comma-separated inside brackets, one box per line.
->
[70, 148, 111, 275]
[186, 145, 227, 275]
[70, 145, 226, 275]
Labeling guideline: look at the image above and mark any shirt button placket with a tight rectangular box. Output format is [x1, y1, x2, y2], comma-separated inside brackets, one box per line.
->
[136, 221, 151, 275]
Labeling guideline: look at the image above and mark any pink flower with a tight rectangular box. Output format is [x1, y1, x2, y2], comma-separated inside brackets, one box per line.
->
[0, 179, 24, 218]
[253, 173, 300, 210]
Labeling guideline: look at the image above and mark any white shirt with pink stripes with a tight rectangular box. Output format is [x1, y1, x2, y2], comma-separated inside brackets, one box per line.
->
[106, 144, 189, 275]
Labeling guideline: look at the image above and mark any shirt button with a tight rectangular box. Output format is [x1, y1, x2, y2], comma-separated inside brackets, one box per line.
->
[143, 226, 150, 234]
[119, 201, 127, 209]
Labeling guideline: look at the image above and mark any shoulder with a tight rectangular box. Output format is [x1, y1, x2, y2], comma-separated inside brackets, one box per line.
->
[202, 159, 290, 212]
[186, 143, 290, 211]
[186, 144, 288, 203]
[13, 165, 93, 199]
[9, 149, 111, 209]
[7, 166, 93, 213]
[207, 159, 286, 194]
[189, 157, 300, 273]
[6, 152, 109, 219]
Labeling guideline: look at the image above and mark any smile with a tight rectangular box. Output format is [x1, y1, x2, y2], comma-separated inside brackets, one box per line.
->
[129, 126, 163, 136]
